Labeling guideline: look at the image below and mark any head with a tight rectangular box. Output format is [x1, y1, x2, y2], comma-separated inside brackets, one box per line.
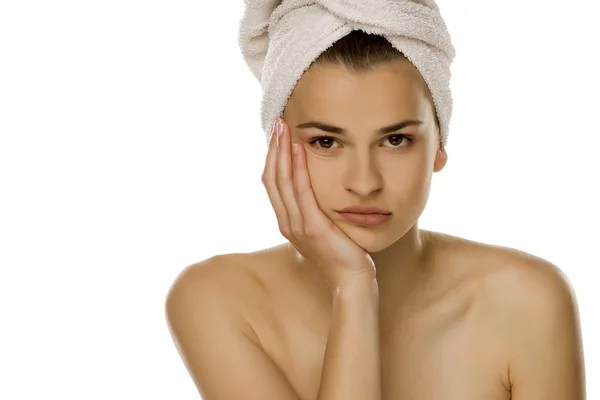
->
[282, 30, 448, 254]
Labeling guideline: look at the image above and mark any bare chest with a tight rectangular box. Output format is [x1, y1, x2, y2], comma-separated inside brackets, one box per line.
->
[248, 278, 511, 400]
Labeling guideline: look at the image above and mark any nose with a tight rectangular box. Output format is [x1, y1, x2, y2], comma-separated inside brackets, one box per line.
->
[343, 152, 383, 197]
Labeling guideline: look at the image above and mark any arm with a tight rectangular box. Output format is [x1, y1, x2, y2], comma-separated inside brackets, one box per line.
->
[165, 258, 382, 400]
[507, 259, 586, 399]
[316, 276, 382, 400]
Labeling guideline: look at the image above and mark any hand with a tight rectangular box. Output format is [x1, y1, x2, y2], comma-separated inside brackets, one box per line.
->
[261, 117, 376, 291]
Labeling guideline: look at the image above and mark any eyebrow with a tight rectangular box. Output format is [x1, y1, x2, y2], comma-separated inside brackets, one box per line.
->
[295, 119, 423, 135]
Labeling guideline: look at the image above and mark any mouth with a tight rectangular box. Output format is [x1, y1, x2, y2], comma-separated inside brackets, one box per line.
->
[337, 212, 392, 227]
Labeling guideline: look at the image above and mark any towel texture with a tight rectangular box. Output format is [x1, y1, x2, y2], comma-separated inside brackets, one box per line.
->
[238, 0, 455, 146]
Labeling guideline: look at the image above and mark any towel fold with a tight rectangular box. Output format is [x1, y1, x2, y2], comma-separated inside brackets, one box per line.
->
[238, 0, 456, 146]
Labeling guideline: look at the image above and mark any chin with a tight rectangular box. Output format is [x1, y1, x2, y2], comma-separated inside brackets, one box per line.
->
[337, 215, 420, 254]
[342, 227, 399, 254]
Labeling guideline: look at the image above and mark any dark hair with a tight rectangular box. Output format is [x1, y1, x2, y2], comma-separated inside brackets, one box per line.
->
[314, 30, 407, 73]
[313, 30, 440, 140]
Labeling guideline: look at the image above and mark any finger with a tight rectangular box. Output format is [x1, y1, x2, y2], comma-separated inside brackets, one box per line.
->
[262, 120, 278, 180]
[262, 119, 291, 236]
[276, 119, 304, 236]
[291, 141, 329, 237]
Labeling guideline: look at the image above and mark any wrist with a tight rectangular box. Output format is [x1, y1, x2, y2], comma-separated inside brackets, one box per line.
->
[335, 274, 379, 298]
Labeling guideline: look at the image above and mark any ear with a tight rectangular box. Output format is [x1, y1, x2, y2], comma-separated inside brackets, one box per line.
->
[433, 142, 448, 173]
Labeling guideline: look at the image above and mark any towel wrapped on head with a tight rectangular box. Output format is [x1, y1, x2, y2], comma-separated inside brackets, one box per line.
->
[238, 0, 456, 146]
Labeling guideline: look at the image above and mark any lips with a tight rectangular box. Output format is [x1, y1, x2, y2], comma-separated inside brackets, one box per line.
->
[337, 205, 391, 214]
[338, 212, 391, 227]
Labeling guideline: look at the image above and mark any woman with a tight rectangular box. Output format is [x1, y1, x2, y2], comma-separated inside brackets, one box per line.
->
[165, 2, 586, 399]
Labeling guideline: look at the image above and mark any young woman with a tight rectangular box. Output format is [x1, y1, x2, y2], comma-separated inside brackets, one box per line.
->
[165, 9, 585, 400]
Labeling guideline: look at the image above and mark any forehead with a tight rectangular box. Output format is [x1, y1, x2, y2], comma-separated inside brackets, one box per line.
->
[286, 59, 434, 123]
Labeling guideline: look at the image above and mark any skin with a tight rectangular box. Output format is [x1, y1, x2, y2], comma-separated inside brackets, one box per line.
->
[281, 58, 447, 298]
[165, 59, 586, 399]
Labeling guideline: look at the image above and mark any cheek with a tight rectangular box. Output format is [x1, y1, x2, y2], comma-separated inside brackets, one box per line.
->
[388, 175, 426, 200]
[385, 162, 432, 200]
[303, 162, 331, 204]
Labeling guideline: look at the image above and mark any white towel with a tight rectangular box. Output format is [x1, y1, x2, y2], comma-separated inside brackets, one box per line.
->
[238, 0, 456, 146]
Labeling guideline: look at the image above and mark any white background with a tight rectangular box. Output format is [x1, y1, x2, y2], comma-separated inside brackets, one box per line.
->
[1, 0, 598, 398]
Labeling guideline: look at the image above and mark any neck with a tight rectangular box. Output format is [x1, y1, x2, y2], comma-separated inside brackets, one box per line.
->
[370, 224, 435, 298]
[287, 224, 436, 301]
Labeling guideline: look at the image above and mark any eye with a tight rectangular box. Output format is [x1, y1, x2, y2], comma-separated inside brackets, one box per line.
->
[308, 135, 339, 150]
[308, 134, 413, 151]
[383, 134, 413, 148]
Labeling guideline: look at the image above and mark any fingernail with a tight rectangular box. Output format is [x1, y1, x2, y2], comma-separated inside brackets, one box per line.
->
[269, 123, 276, 144]
[276, 119, 284, 148]
[292, 143, 298, 155]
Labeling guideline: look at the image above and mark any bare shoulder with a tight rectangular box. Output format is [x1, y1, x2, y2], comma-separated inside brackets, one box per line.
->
[165, 243, 293, 340]
[165, 245, 285, 323]
[433, 231, 585, 398]
[420, 231, 580, 327]
[165, 252, 260, 344]
[164, 245, 305, 399]
[427, 231, 577, 296]
[448, 233, 580, 311]
[476, 243, 585, 397]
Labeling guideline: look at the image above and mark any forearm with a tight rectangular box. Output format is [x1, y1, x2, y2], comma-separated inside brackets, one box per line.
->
[316, 276, 382, 400]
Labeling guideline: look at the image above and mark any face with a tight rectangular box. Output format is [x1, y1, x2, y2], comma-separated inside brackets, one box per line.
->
[282, 59, 447, 254]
